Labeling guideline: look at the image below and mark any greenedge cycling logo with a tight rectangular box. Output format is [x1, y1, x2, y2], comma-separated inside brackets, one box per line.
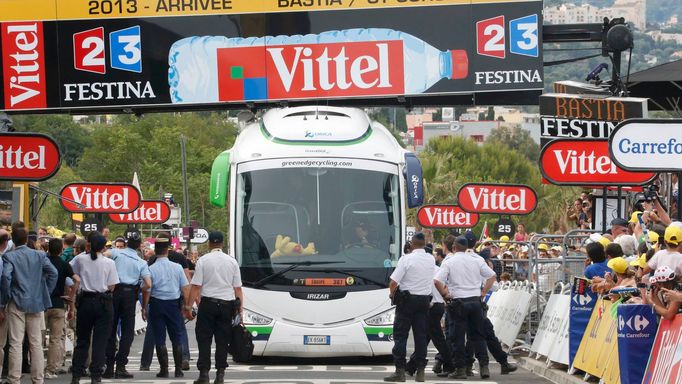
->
[281, 159, 353, 168]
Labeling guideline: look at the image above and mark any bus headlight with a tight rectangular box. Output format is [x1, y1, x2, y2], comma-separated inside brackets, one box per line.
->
[243, 308, 272, 325]
[364, 307, 395, 326]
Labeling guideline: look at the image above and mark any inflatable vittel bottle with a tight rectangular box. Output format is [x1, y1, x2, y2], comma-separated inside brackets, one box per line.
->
[168, 28, 468, 103]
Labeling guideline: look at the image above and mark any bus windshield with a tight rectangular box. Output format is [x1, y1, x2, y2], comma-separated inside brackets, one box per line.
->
[236, 163, 401, 291]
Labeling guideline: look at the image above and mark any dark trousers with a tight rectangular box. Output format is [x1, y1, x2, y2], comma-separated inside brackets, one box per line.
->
[465, 315, 507, 366]
[106, 286, 138, 366]
[196, 298, 234, 371]
[448, 297, 488, 369]
[149, 298, 184, 348]
[407, 303, 453, 371]
[140, 311, 154, 368]
[392, 295, 430, 369]
[72, 295, 114, 379]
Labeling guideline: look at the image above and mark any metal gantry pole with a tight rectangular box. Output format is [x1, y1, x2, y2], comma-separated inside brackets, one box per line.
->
[180, 135, 191, 250]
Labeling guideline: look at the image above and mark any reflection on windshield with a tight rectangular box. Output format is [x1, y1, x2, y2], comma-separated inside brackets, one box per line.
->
[236, 166, 400, 275]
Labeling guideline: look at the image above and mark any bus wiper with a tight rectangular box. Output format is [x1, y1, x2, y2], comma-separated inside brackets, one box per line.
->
[251, 261, 339, 288]
[316, 268, 389, 288]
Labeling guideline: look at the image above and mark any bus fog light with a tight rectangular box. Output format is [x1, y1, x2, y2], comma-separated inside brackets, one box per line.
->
[243, 308, 272, 325]
[364, 308, 395, 326]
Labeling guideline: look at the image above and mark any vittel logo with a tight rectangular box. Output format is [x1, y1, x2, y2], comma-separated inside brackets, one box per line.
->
[1, 22, 47, 110]
[60, 183, 141, 214]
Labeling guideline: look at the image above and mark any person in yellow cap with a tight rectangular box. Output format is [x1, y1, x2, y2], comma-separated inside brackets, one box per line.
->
[498, 236, 509, 248]
[643, 225, 682, 280]
[537, 243, 549, 252]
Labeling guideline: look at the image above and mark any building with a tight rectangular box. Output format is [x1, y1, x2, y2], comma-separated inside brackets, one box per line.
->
[544, 0, 646, 31]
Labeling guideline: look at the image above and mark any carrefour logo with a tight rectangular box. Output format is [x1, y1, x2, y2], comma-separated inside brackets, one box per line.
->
[618, 314, 651, 332]
[572, 293, 592, 306]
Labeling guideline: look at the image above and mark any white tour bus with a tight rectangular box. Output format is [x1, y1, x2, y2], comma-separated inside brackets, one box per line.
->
[209, 106, 423, 357]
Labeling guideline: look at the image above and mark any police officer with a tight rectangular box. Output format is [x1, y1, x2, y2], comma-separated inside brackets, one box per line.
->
[103, 231, 151, 379]
[384, 232, 434, 383]
[70, 234, 119, 384]
[184, 231, 242, 384]
[435, 236, 496, 380]
[142, 236, 189, 379]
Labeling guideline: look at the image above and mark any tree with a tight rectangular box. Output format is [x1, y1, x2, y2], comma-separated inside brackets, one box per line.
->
[487, 125, 541, 162]
[486, 106, 495, 121]
[12, 115, 92, 167]
[417, 136, 579, 235]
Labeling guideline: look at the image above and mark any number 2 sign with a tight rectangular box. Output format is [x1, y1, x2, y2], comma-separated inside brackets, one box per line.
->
[74, 25, 142, 74]
[74, 27, 106, 74]
[476, 14, 539, 59]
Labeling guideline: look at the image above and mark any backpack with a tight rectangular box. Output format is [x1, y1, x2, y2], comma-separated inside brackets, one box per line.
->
[229, 323, 254, 363]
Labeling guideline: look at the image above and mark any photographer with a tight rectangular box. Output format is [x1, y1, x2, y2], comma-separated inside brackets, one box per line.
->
[643, 225, 682, 280]
[643, 266, 681, 321]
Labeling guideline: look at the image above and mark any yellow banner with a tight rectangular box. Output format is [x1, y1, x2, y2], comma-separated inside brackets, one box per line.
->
[573, 298, 620, 380]
[1, 0, 533, 22]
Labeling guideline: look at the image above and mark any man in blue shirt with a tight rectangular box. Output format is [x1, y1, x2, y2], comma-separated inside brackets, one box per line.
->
[142, 236, 189, 379]
[0, 227, 58, 384]
[584, 242, 611, 279]
[104, 231, 152, 379]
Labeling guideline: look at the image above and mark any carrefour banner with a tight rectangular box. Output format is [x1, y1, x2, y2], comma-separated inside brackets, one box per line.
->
[0, 0, 542, 113]
[568, 280, 597, 367]
[617, 304, 657, 384]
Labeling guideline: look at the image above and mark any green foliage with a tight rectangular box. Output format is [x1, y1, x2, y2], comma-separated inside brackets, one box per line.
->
[24, 113, 237, 234]
[487, 126, 541, 162]
[417, 136, 579, 235]
[12, 115, 92, 167]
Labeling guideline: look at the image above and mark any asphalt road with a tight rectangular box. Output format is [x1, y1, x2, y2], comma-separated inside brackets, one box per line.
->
[37, 322, 551, 384]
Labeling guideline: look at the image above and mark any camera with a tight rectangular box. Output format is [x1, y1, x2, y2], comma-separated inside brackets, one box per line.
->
[643, 184, 659, 202]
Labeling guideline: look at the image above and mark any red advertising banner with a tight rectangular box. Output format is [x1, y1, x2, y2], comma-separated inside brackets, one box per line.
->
[642, 314, 682, 384]
[417, 205, 479, 228]
[1, 21, 47, 110]
[457, 183, 537, 215]
[0, 133, 60, 181]
[108, 200, 171, 224]
[540, 139, 656, 186]
[60, 182, 141, 213]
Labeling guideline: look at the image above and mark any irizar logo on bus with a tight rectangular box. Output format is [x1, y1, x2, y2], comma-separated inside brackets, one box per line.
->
[410, 175, 420, 199]
[306, 293, 330, 300]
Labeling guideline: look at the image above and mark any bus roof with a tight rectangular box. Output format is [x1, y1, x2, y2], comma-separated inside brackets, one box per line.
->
[230, 106, 408, 164]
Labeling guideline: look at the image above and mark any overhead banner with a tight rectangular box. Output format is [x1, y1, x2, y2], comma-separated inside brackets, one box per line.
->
[417, 205, 479, 228]
[539, 138, 656, 186]
[0, 0, 543, 113]
[108, 200, 171, 224]
[539, 93, 648, 147]
[0, 133, 61, 181]
[457, 183, 537, 215]
[609, 118, 682, 172]
[60, 182, 141, 213]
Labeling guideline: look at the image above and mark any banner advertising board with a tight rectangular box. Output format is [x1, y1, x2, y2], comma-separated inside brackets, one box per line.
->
[457, 183, 537, 215]
[609, 118, 682, 172]
[0, 0, 543, 113]
[108, 200, 171, 224]
[617, 304, 658, 384]
[569, 278, 597, 367]
[573, 298, 619, 379]
[539, 138, 656, 186]
[642, 313, 682, 384]
[60, 182, 141, 213]
[417, 205, 479, 228]
[539, 93, 648, 147]
[0, 133, 61, 181]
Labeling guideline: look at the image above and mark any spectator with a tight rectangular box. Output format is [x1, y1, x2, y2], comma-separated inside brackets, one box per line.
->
[644, 225, 682, 280]
[113, 237, 126, 250]
[74, 238, 87, 256]
[605, 243, 624, 261]
[661, 287, 682, 303]
[610, 218, 629, 239]
[584, 242, 611, 280]
[514, 224, 528, 242]
[61, 234, 77, 263]
[535, 244, 561, 292]
[515, 247, 529, 281]
[643, 266, 681, 321]
[615, 235, 638, 260]
[567, 200, 583, 227]
[499, 272, 512, 283]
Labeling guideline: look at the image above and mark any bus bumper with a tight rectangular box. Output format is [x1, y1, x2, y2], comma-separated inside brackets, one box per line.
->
[249, 322, 393, 357]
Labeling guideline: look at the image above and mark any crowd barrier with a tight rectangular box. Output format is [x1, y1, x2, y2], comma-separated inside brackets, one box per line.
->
[529, 283, 570, 366]
[486, 281, 534, 350]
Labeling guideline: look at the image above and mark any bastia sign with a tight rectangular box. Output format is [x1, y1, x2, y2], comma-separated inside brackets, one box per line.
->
[609, 118, 682, 172]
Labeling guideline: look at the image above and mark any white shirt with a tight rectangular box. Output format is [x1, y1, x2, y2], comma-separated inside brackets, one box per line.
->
[70, 253, 119, 293]
[432, 265, 444, 304]
[390, 249, 435, 295]
[647, 249, 682, 277]
[436, 251, 495, 298]
[191, 248, 242, 301]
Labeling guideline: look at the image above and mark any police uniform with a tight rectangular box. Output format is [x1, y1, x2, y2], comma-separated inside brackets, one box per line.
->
[144, 238, 189, 378]
[187, 231, 242, 384]
[385, 233, 434, 382]
[70, 235, 119, 384]
[435, 236, 496, 380]
[104, 233, 151, 378]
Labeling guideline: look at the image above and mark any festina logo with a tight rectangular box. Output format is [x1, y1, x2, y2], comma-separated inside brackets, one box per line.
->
[1, 22, 47, 109]
[63, 81, 156, 101]
[474, 70, 542, 85]
[553, 149, 617, 175]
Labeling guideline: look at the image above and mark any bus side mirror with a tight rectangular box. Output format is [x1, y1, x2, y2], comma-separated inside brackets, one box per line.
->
[210, 150, 231, 208]
[404, 153, 423, 208]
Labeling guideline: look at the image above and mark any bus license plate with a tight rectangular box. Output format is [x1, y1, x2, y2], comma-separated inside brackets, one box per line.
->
[304, 335, 330, 345]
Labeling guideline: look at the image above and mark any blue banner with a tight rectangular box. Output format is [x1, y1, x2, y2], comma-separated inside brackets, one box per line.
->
[568, 284, 597, 367]
[404, 153, 424, 208]
[617, 304, 658, 384]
